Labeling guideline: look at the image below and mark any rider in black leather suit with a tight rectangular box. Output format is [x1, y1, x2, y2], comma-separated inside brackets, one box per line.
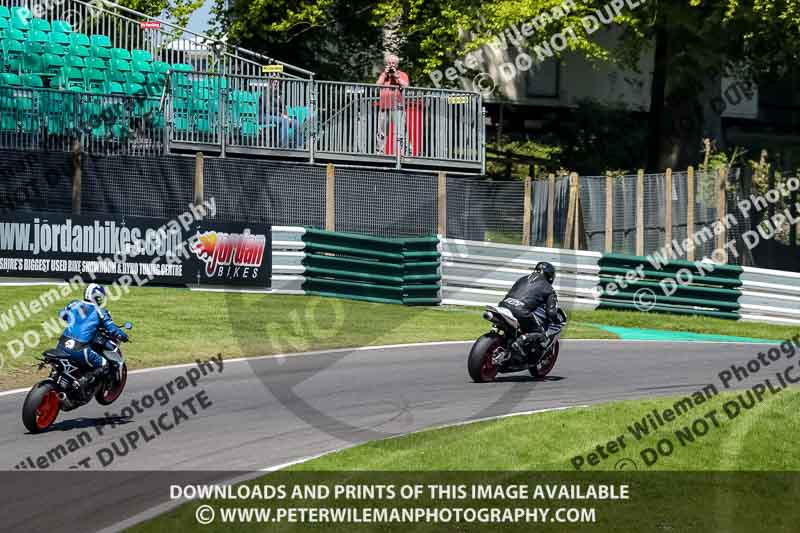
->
[499, 262, 560, 365]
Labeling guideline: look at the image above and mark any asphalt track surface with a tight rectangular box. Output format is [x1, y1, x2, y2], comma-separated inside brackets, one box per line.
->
[0, 339, 769, 532]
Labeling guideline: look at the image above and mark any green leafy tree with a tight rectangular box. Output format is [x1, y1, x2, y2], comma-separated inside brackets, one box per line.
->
[117, 0, 205, 29]
[215, 0, 800, 171]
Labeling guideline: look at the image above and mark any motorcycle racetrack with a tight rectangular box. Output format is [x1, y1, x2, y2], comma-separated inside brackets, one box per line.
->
[0, 338, 769, 532]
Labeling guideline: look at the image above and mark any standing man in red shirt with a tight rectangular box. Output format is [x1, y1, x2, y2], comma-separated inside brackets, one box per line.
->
[375, 53, 410, 155]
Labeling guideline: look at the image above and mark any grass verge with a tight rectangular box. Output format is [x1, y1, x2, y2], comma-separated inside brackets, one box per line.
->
[0, 284, 796, 391]
[0, 285, 610, 390]
[131, 388, 800, 533]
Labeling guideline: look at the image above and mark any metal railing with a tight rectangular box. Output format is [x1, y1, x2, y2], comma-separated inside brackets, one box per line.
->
[0, 85, 163, 155]
[0, 77, 485, 170]
[0, 0, 314, 79]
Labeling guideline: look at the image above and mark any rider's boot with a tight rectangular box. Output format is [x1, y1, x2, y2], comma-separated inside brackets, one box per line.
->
[509, 333, 545, 366]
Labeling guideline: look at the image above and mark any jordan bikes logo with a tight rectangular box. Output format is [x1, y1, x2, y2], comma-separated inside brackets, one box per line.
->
[191, 229, 266, 279]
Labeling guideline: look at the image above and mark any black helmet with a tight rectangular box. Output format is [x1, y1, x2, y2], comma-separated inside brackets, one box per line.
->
[534, 262, 556, 284]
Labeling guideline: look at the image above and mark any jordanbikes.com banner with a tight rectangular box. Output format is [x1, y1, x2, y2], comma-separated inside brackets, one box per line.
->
[0, 213, 272, 288]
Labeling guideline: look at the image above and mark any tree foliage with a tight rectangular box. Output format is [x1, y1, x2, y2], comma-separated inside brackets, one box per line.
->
[214, 0, 800, 169]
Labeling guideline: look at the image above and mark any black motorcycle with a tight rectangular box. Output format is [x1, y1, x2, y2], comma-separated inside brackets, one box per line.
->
[22, 322, 133, 433]
[468, 305, 566, 383]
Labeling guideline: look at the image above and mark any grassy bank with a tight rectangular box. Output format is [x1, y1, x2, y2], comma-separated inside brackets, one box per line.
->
[1, 284, 796, 391]
[131, 388, 800, 533]
[0, 285, 609, 390]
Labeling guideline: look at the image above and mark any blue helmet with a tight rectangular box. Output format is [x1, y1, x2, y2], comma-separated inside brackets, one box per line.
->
[84, 283, 107, 306]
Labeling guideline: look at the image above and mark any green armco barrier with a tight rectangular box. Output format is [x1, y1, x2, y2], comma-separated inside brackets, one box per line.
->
[302, 228, 441, 306]
[597, 252, 744, 319]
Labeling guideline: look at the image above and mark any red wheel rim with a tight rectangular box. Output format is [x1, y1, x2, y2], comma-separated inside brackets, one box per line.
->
[480, 344, 500, 381]
[35, 390, 60, 430]
[536, 341, 559, 377]
[101, 365, 127, 403]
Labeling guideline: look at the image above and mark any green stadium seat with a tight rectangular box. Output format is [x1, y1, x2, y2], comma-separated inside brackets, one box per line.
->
[110, 58, 130, 72]
[58, 67, 84, 89]
[171, 63, 193, 72]
[85, 56, 106, 70]
[45, 42, 66, 56]
[131, 49, 153, 63]
[0, 7, 9, 19]
[24, 40, 45, 56]
[103, 81, 124, 94]
[0, 18, 8, 39]
[90, 45, 111, 60]
[90, 34, 112, 48]
[69, 45, 89, 58]
[42, 54, 65, 77]
[126, 70, 145, 84]
[108, 68, 126, 83]
[110, 47, 130, 61]
[31, 19, 50, 32]
[152, 61, 170, 74]
[10, 7, 31, 22]
[50, 32, 70, 46]
[1, 39, 23, 72]
[70, 32, 90, 47]
[132, 60, 152, 73]
[4, 28, 23, 41]
[21, 73, 43, 87]
[22, 52, 43, 74]
[29, 30, 48, 44]
[51, 20, 73, 34]
[0, 72, 21, 85]
[10, 17, 29, 32]
[66, 55, 84, 69]
[84, 68, 105, 90]
[125, 82, 144, 96]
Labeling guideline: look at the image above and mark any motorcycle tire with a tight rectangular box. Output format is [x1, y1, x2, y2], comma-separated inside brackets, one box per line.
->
[529, 339, 559, 378]
[22, 380, 61, 433]
[468, 332, 504, 383]
[95, 362, 128, 405]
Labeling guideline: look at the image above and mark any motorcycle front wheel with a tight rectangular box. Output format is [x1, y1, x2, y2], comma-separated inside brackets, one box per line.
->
[22, 381, 61, 433]
[529, 339, 559, 378]
[95, 362, 128, 405]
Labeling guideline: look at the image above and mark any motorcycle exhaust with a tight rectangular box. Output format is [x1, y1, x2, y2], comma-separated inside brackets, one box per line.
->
[483, 311, 493, 321]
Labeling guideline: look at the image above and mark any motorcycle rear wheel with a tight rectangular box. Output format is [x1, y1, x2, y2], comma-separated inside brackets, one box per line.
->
[468, 333, 504, 383]
[22, 381, 61, 433]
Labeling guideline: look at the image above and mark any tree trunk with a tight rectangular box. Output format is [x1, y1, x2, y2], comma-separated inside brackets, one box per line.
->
[646, 26, 667, 172]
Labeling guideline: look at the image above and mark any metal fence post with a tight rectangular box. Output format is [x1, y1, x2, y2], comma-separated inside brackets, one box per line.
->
[326, 163, 335, 231]
[547, 173, 555, 248]
[309, 76, 316, 164]
[605, 172, 613, 253]
[636, 169, 645, 256]
[522, 176, 532, 246]
[687, 166, 695, 261]
[716, 167, 728, 262]
[194, 152, 204, 206]
[71, 141, 82, 215]
[665, 168, 673, 258]
[438, 171, 447, 237]
[219, 74, 227, 158]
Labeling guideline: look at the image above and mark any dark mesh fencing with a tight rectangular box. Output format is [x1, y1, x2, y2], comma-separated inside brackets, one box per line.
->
[81, 153, 194, 218]
[334, 169, 436, 237]
[204, 159, 325, 226]
[0, 149, 73, 215]
[446, 178, 524, 243]
[579, 176, 607, 252]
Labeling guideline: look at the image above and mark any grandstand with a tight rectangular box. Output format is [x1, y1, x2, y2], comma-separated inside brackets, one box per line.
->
[0, 0, 485, 171]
